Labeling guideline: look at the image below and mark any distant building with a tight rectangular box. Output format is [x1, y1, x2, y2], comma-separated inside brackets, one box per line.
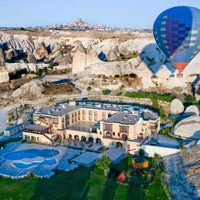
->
[23, 101, 160, 154]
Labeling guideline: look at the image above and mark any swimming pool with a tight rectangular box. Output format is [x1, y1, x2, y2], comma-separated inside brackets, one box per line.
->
[4, 149, 59, 160]
[13, 159, 56, 168]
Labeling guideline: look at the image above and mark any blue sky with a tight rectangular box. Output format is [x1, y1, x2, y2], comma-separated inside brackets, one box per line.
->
[0, 0, 199, 29]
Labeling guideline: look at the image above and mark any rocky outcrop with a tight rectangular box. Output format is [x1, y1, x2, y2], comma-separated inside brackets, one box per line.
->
[11, 79, 44, 102]
[86, 47, 101, 66]
[185, 105, 199, 116]
[53, 50, 72, 65]
[61, 52, 72, 65]
[174, 116, 200, 139]
[72, 43, 87, 73]
[72, 44, 102, 73]
[5, 49, 18, 61]
[106, 46, 120, 61]
[0, 48, 5, 65]
[0, 69, 9, 83]
[0, 29, 199, 95]
[170, 99, 184, 115]
[35, 42, 48, 59]
[27, 53, 37, 63]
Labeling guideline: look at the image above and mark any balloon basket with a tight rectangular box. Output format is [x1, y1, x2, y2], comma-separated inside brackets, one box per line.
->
[170, 74, 175, 77]
[176, 73, 183, 78]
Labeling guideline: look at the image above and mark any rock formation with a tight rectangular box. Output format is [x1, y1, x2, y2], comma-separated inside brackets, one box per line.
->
[86, 46, 101, 66]
[106, 46, 120, 61]
[170, 99, 184, 115]
[27, 53, 37, 63]
[0, 69, 9, 83]
[174, 116, 200, 139]
[6, 49, 18, 61]
[35, 42, 48, 59]
[0, 29, 199, 96]
[185, 105, 199, 116]
[11, 79, 44, 102]
[72, 43, 87, 73]
[0, 48, 5, 66]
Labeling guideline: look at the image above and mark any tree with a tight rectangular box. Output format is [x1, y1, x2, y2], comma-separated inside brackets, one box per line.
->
[36, 68, 43, 76]
[96, 155, 111, 171]
[159, 106, 167, 121]
[138, 149, 145, 157]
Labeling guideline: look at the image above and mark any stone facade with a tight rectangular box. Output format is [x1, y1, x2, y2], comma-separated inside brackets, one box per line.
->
[25, 101, 160, 154]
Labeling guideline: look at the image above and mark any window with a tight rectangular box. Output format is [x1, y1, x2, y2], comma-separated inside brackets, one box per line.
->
[119, 126, 129, 133]
[53, 118, 58, 124]
[102, 112, 106, 118]
[104, 123, 112, 131]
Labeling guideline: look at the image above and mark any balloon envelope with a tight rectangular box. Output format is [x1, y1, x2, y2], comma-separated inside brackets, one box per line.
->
[153, 6, 200, 73]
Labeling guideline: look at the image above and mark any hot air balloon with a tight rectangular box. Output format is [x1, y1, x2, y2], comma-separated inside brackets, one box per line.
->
[153, 6, 200, 77]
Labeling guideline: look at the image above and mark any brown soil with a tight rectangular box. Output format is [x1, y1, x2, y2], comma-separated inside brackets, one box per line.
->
[42, 82, 78, 95]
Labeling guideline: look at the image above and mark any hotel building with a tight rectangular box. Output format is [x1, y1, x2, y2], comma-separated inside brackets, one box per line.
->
[23, 101, 160, 154]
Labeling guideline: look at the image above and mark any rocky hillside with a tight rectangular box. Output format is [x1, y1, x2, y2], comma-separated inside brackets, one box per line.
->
[0, 29, 199, 98]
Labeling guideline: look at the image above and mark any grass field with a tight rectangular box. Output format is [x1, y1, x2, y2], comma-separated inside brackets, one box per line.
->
[0, 162, 168, 200]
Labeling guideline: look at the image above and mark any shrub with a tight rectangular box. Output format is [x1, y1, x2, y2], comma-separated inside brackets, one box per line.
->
[96, 155, 111, 171]
[102, 89, 111, 95]
[87, 86, 92, 91]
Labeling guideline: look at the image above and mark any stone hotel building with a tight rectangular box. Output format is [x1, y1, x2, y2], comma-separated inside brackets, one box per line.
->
[23, 101, 160, 153]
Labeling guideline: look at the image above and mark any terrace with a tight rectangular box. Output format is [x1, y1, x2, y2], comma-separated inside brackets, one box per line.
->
[67, 121, 97, 133]
[23, 124, 52, 134]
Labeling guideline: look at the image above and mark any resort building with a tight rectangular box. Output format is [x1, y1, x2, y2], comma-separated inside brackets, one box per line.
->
[23, 101, 160, 153]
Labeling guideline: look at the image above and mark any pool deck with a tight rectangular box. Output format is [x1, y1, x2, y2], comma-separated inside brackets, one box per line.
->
[0, 142, 126, 179]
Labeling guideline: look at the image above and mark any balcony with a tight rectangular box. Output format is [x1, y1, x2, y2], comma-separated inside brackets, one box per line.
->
[103, 132, 127, 141]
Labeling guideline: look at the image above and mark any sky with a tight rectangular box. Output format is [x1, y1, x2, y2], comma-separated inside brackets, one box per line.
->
[0, 0, 199, 29]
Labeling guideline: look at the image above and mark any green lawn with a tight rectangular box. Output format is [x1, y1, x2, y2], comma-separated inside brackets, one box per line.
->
[0, 177, 38, 200]
[0, 163, 168, 200]
[144, 177, 168, 200]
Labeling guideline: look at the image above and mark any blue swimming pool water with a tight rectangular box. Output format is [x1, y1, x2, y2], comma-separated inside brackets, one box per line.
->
[4, 149, 59, 160]
[13, 159, 56, 168]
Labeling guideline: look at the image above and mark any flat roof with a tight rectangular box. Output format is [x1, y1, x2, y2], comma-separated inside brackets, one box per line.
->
[35, 105, 78, 116]
[144, 133, 179, 148]
[34, 101, 159, 121]
[104, 112, 139, 125]
[24, 124, 50, 132]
